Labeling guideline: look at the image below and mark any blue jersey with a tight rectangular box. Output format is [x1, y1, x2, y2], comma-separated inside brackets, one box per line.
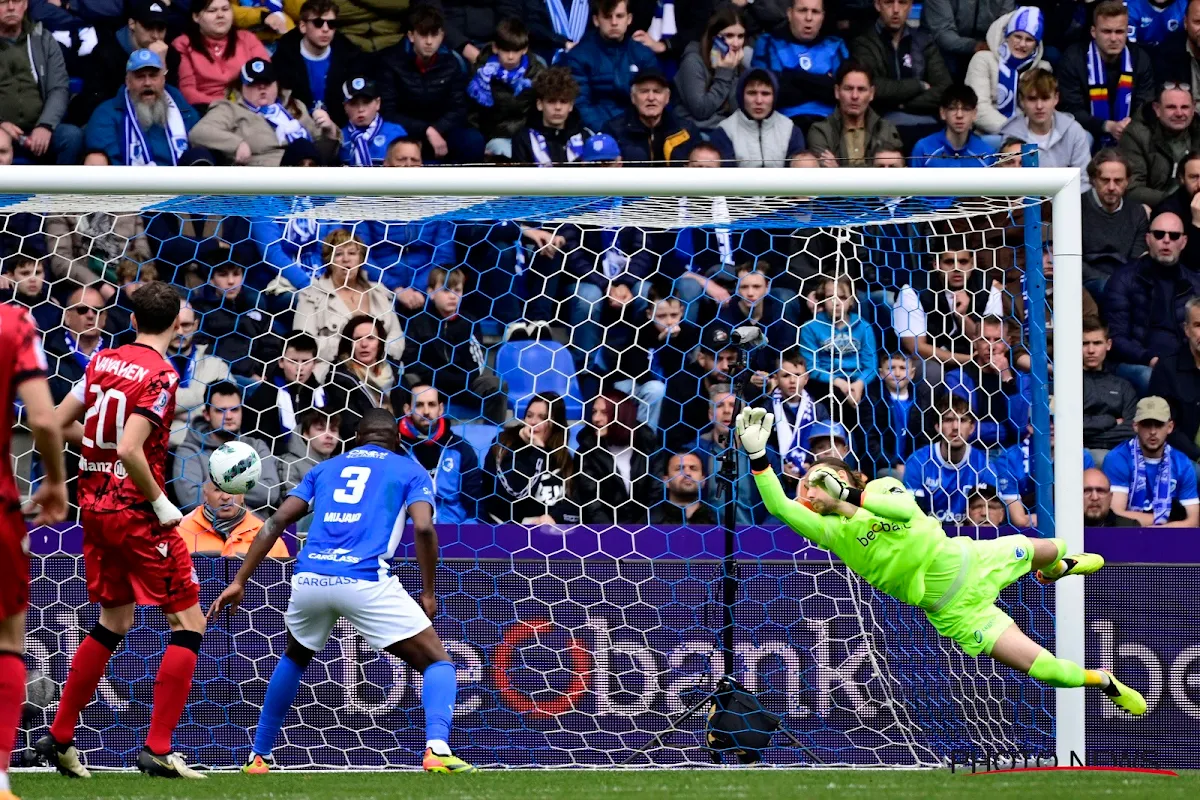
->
[339, 118, 409, 166]
[1102, 443, 1199, 513]
[903, 443, 998, 522]
[910, 130, 995, 168]
[997, 439, 1095, 501]
[1126, 0, 1187, 45]
[751, 34, 847, 118]
[290, 444, 435, 580]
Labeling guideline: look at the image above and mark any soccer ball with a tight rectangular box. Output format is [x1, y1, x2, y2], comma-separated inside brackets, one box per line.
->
[208, 440, 262, 495]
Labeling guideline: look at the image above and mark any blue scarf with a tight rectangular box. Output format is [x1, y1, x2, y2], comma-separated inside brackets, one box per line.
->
[528, 128, 584, 166]
[345, 114, 384, 167]
[63, 331, 99, 372]
[888, 392, 913, 465]
[241, 98, 310, 145]
[1129, 439, 1175, 524]
[995, 7, 1043, 119]
[467, 55, 532, 108]
[1086, 41, 1134, 131]
[545, 0, 588, 43]
[121, 86, 189, 166]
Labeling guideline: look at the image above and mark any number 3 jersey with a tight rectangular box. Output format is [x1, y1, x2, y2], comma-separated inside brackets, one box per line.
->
[71, 343, 178, 513]
[290, 444, 436, 581]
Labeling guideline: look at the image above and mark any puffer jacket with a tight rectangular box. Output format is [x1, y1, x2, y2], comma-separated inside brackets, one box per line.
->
[572, 424, 657, 525]
[965, 11, 1051, 134]
[377, 38, 469, 137]
[600, 106, 698, 165]
[710, 68, 807, 167]
[563, 26, 660, 133]
[1104, 254, 1200, 365]
[188, 89, 326, 167]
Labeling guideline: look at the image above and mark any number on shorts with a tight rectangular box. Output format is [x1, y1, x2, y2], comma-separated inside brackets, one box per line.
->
[81, 386, 127, 450]
[333, 466, 372, 504]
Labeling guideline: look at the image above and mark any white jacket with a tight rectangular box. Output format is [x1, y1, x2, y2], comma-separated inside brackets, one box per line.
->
[292, 274, 405, 380]
[965, 11, 1052, 134]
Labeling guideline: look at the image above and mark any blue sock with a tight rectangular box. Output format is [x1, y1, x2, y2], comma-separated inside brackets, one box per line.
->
[253, 655, 305, 757]
[422, 660, 457, 747]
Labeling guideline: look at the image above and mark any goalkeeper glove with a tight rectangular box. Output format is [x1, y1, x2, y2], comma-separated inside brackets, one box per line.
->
[808, 465, 850, 502]
[734, 408, 774, 460]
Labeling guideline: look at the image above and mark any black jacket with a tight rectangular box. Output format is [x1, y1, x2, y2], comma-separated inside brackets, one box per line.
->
[510, 111, 592, 165]
[481, 436, 580, 524]
[242, 363, 341, 454]
[1082, 367, 1138, 450]
[187, 284, 280, 377]
[649, 499, 718, 525]
[599, 301, 664, 384]
[600, 108, 699, 165]
[1057, 41, 1156, 145]
[377, 39, 470, 136]
[1149, 351, 1200, 461]
[467, 45, 546, 140]
[272, 28, 367, 128]
[1088, 509, 1141, 527]
[660, 357, 725, 451]
[1104, 255, 1200, 365]
[434, 0, 522, 55]
[68, 27, 181, 125]
[327, 363, 392, 440]
[404, 305, 484, 395]
[573, 424, 657, 524]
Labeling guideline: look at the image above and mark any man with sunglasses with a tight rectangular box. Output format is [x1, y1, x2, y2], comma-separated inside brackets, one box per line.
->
[1121, 80, 1200, 206]
[272, 0, 366, 128]
[1105, 210, 1200, 395]
[45, 284, 109, 404]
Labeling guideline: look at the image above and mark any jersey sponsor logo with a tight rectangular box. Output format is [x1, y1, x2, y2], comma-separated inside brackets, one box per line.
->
[856, 520, 910, 547]
[80, 458, 128, 479]
[91, 355, 150, 384]
[442, 457, 454, 472]
[323, 511, 362, 524]
[307, 547, 362, 564]
[347, 448, 387, 460]
[295, 574, 358, 587]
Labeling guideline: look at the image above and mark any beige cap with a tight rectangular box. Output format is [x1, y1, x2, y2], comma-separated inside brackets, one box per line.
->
[1134, 396, 1171, 423]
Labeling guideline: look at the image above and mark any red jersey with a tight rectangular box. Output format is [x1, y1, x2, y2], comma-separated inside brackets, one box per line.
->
[0, 304, 48, 509]
[71, 343, 178, 513]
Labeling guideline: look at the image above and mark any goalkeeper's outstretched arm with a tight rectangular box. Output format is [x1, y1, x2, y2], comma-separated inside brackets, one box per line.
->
[736, 408, 833, 548]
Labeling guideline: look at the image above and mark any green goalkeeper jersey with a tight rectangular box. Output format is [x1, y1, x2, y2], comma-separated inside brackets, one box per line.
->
[752, 467, 949, 607]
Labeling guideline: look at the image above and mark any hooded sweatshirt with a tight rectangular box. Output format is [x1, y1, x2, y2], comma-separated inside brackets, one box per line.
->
[710, 69, 807, 167]
[1000, 109, 1092, 190]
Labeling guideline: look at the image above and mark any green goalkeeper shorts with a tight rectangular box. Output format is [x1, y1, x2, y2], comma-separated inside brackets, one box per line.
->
[922, 534, 1036, 657]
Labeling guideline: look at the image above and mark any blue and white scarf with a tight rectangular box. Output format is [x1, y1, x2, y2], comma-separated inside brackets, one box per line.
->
[169, 346, 197, 388]
[468, 55, 533, 108]
[122, 87, 189, 166]
[63, 331, 100, 371]
[546, 0, 588, 44]
[648, 1, 677, 41]
[345, 114, 384, 167]
[1129, 438, 1176, 524]
[773, 388, 816, 471]
[528, 128, 584, 166]
[242, 98, 310, 145]
[995, 7, 1043, 120]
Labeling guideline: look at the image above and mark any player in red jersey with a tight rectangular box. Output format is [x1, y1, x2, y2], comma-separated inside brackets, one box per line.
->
[0, 304, 68, 800]
[36, 282, 206, 780]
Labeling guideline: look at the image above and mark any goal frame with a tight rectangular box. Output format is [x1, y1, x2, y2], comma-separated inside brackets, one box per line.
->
[0, 165, 1085, 766]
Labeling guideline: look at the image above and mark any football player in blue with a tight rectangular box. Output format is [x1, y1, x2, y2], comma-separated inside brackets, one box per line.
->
[208, 408, 476, 775]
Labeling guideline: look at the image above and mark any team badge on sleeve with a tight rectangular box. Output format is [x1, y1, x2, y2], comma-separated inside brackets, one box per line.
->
[151, 389, 172, 418]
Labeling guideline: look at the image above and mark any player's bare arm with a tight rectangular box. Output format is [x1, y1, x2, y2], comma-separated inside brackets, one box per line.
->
[17, 376, 67, 525]
[117, 415, 181, 527]
[54, 389, 85, 447]
[208, 496, 310, 620]
[409, 500, 440, 619]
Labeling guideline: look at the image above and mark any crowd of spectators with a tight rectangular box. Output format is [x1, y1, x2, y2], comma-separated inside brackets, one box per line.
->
[7, 0, 1200, 539]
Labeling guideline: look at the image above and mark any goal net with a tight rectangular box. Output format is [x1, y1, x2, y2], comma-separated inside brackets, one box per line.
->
[3, 166, 1083, 770]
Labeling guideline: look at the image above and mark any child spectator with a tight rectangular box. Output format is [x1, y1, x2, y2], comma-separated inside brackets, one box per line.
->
[864, 352, 915, 480]
[716, 262, 802, 354]
[673, 7, 748, 131]
[1082, 316, 1138, 453]
[338, 77, 408, 166]
[2, 255, 58, 332]
[911, 85, 995, 167]
[397, 383, 482, 524]
[279, 410, 341, 497]
[753, 348, 827, 486]
[482, 392, 579, 525]
[403, 268, 506, 425]
[511, 67, 590, 166]
[243, 334, 334, 453]
[467, 18, 544, 146]
[966, 7, 1048, 135]
[903, 393, 1000, 523]
[1102, 396, 1200, 526]
[1000, 69, 1093, 189]
[563, 0, 659, 133]
[173, 0, 271, 110]
[798, 275, 877, 429]
[710, 68, 808, 167]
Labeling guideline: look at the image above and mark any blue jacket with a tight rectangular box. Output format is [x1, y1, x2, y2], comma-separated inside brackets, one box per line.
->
[397, 418, 480, 524]
[250, 218, 363, 291]
[1104, 254, 1200, 366]
[798, 311, 878, 385]
[563, 28, 660, 132]
[338, 118, 409, 166]
[750, 31, 847, 118]
[910, 130, 995, 167]
[359, 219, 458, 292]
[84, 86, 199, 166]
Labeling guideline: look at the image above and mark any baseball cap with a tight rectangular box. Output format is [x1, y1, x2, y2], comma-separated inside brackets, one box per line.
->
[240, 58, 277, 86]
[130, 0, 169, 27]
[126, 49, 164, 72]
[631, 67, 670, 87]
[1134, 396, 1172, 424]
[808, 421, 849, 444]
[341, 76, 379, 101]
[581, 133, 621, 162]
[699, 325, 734, 354]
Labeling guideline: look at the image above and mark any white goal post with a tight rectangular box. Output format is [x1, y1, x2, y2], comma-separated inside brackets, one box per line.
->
[0, 165, 1084, 767]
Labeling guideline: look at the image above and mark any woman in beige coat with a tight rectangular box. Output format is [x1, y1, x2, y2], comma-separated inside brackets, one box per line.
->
[188, 57, 337, 166]
[293, 228, 405, 379]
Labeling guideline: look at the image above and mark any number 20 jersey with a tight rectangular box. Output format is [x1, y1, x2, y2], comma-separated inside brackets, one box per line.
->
[290, 444, 436, 581]
[71, 343, 178, 513]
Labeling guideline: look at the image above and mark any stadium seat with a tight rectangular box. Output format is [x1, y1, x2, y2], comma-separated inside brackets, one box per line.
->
[495, 340, 584, 420]
[452, 422, 500, 466]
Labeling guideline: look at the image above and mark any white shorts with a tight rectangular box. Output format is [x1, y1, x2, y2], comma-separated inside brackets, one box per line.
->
[284, 573, 432, 652]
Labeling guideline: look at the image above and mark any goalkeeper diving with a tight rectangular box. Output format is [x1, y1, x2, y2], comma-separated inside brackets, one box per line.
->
[736, 407, 1145, 714]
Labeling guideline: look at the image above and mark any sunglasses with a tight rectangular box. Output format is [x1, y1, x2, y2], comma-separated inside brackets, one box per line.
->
[69, 305, 102, 315]
[1150, 229, 1184, 241]
[1161, 81, 1192, 93]
[303, 17, 337, 28]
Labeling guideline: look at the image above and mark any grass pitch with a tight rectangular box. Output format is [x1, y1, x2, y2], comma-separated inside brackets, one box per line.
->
[10, 768, 1199, 800]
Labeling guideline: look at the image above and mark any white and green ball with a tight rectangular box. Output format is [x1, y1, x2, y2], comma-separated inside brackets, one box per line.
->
[208, 440, 262, 495]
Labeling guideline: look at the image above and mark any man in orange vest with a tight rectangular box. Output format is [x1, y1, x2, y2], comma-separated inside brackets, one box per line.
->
[178, 481, 290, 558]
